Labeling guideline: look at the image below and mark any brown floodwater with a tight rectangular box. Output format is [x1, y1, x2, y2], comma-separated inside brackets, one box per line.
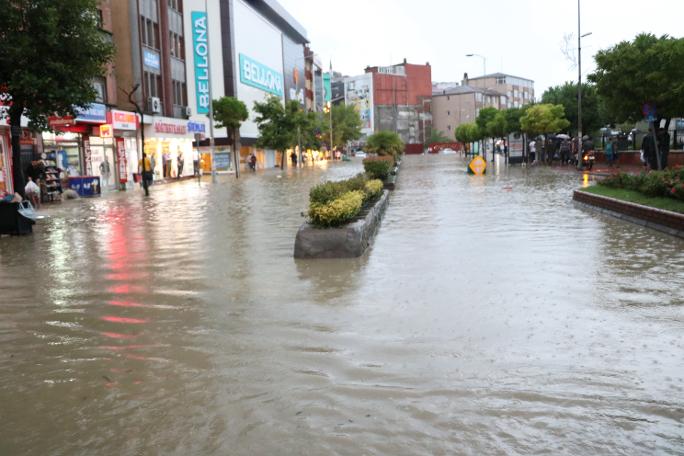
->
[1, 155, 683, 455]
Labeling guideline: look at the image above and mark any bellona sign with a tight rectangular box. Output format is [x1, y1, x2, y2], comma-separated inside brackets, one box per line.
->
[239, 54, 283, 97]
[191, 11, 210, 115]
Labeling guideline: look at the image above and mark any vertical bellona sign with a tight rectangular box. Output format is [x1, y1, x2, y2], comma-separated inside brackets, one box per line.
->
[192, 11, 210, 115]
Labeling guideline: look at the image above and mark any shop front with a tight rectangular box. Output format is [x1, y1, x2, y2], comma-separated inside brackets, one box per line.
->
[144, 116, 201, 180]
[45, 103, 108, 178]
[0, 128, 12, 193]
[108, 109, 140, 189]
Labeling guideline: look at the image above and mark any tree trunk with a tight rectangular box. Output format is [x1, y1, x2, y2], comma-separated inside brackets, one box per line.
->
[233, 127, 240, 179]
[9, 106, 25, 197]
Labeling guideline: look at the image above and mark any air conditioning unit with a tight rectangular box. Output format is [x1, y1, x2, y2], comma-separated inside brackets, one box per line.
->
[148, 97, 162, 114]
[184, 106, 192, 117]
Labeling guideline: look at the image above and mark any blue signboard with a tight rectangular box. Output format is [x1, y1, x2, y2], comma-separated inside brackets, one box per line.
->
[239, 54, 283, 97]
[75, 103, 107, 123]
[68, 176, 101, 197]
[143, 49, 160, 71]
[187, 121, 206, 134]
[191, 11, 210, 114]
[214, 151, 230, 171]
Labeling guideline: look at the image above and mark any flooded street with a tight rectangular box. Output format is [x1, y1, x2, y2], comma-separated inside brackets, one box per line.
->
[1, 155, 683, 455]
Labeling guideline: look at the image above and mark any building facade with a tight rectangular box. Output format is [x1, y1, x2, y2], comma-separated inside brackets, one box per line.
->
[184, 0, 309, 169]
[347, 60, 432, 153]
[431, 72, 535, 139]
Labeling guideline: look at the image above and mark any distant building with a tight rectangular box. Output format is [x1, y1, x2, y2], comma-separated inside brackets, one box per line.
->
[344, 59, 432, 153]
[431, 72, 535, 137]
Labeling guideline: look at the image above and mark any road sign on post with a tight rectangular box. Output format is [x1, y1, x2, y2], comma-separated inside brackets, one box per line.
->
[468, 155, 487, 175]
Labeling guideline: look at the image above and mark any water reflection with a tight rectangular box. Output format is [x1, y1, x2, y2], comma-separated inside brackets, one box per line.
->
[1, 156, 682, 455]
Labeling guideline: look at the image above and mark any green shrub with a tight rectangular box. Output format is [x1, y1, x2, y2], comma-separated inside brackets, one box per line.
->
[363, 157, 393, 180]
[639, 172, 670, 197]
[364, 179, 384, 201]
[309, 190, 364, 227]
[309, 173, 368, 205]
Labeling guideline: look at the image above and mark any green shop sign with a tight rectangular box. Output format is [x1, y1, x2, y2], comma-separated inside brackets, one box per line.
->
[239, 53, 283, 97]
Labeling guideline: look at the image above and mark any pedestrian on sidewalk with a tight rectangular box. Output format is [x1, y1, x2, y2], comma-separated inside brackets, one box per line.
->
[290, 151, 298, 167]
[142, 154, 154, 189]
[560, 139, 571, 165]
[529, 139, 537, 164]
[177, 152, 184, 179]
[605, 137, 615, 167]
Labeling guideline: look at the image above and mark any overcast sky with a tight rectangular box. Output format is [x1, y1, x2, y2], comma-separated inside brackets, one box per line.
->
[277, 0, 682, 97]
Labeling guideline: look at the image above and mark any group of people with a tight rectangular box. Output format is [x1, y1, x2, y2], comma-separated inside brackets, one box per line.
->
[527, 135, 599, 166]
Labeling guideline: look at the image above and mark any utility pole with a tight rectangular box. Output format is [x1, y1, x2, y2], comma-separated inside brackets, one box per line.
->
[205, 0, 217, 183]
[576, 1, 591, 170]
[125, 84, 148, 196]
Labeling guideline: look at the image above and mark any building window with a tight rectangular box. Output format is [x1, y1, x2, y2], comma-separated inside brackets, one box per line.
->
[168, 0, 183, 12]
[447, 110, 450, 116]
[96, 9, 104, 29]
[447, 125, 451, 131]
[141, 17, 159, 50]
[144, 71, 162, 101]
[92, 77, 106, 103]
[169, 31, 184, 59]
[172, 80, 186, 106]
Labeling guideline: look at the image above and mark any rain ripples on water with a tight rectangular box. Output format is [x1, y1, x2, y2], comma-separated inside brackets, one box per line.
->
[1, 155, 682, 455]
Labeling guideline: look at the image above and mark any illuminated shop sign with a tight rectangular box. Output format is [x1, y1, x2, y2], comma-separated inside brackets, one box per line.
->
[191, 11, 210, 115]
[239, 53, 283, 97]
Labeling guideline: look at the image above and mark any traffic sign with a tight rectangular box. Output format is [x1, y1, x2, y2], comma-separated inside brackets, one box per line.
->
[468, 155, 486, 175]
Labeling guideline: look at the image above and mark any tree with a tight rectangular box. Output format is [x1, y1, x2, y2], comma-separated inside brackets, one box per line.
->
[455, 123, 480, 152]
[429, 129, 451, 145]
[503, 107, 524, 135]
[541, 82, 606, 135]
[589, 33, 684, 168]
[486, 111, 508, 139]
[321, 104, 363, 150]
[589, 33, 684, 129]
[213, 97, 248, 177]
[476, 107, 499, 138]
[0, 0, 114, 195]
[253, 97, 300, 169]
[519, 104, 570, 137]
[365, 131, 404, 160]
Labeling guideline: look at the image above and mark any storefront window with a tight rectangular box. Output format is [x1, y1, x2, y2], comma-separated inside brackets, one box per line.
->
[42, 132, 82, 176]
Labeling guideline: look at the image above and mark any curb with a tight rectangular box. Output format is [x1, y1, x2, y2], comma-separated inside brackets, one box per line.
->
[573, 190, 684, 239]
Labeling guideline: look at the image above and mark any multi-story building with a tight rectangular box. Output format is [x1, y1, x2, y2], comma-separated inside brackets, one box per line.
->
[184, 0, 309, 169]
[39, 0, 135, 192]
[431, 72, 535, 138]
[466, 73, 534, 109]
[110, 0, 202, 183]
[345, 60, 432, 153]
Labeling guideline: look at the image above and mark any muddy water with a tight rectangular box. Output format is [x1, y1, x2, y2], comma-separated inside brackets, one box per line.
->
[1, 156, 682, 455]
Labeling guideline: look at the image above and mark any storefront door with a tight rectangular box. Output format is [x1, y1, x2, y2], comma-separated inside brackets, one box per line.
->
[90, 136, 117, 191]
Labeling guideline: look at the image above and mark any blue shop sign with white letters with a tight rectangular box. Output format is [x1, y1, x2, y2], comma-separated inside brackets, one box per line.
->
[143, 49, 160, 71]
[191, 11, 210, 114]
[187, 121, 206, 134]
[239, 54, 283, 97]
[75, 103, 107, 123]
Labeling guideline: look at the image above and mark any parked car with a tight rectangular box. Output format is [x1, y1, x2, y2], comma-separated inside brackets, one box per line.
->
[440, 148, 457, 155]
[354, 151, 367, 158]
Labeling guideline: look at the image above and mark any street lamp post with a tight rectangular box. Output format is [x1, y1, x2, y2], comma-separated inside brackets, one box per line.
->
[576, 0, 592, 170]
[205, 0, 217, 182]
[465, 53, 487, 76]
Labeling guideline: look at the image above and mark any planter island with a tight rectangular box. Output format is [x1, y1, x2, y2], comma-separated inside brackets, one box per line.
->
[294, 158, 400, 259]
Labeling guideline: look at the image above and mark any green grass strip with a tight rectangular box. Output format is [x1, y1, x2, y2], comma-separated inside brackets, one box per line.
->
[583, 185, 684, 214]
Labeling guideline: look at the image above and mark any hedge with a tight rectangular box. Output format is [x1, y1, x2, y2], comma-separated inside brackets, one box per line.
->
[309, 173, 368, 205]
[363, 156, 393, 180]
[601, 168, 684, 201]
[309, 190, 364, 228]
[307, 176, 385, 228]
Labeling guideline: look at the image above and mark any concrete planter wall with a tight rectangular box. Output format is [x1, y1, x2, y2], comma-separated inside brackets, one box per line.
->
[573, 190, 684, 238]
[294, 190, 390, 258]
